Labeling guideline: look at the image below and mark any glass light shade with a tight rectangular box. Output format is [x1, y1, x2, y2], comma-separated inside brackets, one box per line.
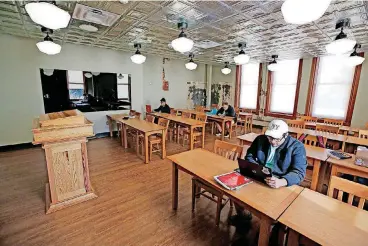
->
[233, 54, 250, 65]
[25, 2, 71, 30]
[130, 54, 146, 64]
[36, 40, 61, 55]
[346, 55, 365, 67]
[84, 73, 93, 78]
[221, 67, 231, 75]
[91, 72, 100, 76]
[281, 0, 331, 25]
[43, 69, 54, 76]
[267, 63, 279, 71]
[185, 61, 197, 70]
[326, 38, 356, 55]
[171, 37, 194, 53]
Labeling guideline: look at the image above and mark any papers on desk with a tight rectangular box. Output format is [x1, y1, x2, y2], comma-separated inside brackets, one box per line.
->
[214, 171, 252, 190]
[328, 150, 352, 160]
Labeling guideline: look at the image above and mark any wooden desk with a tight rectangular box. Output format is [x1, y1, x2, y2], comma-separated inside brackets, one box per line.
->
[237, 133, 330, 191]
[252, 120, 270, 133]
[279, 189, 368, 246]
[106, 113, 128, 137]
[305, 122, 361, 136]
[167, 149, 304, 246]
[150, 112, 205, 150]
[118, 118, 166, 164]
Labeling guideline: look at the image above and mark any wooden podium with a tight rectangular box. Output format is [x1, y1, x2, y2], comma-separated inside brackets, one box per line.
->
[32, 110, 97, 214]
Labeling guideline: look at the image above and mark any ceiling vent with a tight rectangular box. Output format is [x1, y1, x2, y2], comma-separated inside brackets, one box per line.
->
[194, 40, 222, 49]
[72, 4, 120, 27]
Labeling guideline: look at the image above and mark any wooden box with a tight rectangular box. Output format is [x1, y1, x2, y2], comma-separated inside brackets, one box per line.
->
[39, 109, 85, 127]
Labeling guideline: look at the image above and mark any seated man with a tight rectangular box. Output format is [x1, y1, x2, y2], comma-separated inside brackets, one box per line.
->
[154, 98, 170, 114]
[215, 102, 236, 138]
[230, 119, 307, 225]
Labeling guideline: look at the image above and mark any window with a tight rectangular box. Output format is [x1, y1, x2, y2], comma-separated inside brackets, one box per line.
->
[265, 59, 302, 118]
[67, 70, 84, 100]
[311, 55, 356, 120]
[117, 73, 130, 100]
[239, 63, 261, 111]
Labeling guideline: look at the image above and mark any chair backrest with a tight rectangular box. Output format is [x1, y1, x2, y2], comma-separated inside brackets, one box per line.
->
[358, 130, 368, 139]
[298, 134, 327, 147]
[135, 111, 141, 118]
[300, 116, 317, 123]
[145, 105, 152, 113]
[129, 109, 136, 116]
[182, 112, 191, 119]
[196, 113, 207, 123]
[195, 105, 205, 112]
[157, 118, 170, 133]
[328, 176, 368, 209]
[235, 107, 240, 115]
[170, 108, 178, 116]
[323, 118, 344, 126]
[316, 124, 340, 134]
[213, 140, 243, 161]
[287, 119, 305, 129]
[145, 115, 154, 123]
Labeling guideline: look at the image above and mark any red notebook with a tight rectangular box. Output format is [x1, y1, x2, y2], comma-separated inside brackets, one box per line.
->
[214, 171, 252, 190]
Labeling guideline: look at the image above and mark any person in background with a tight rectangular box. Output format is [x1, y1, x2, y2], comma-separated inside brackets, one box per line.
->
[154, 98, 170, 114]
[215, 102, 236, 138]
[230, 119, 307, 226]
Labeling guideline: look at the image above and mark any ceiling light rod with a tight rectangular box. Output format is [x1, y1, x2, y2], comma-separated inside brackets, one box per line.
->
[41, 26, 54, 41]
[238, 42, 246, 53]
[334, 18, 350, 39]
[271, 55, 278, 62]
[188, 52, 194, 61]
[134, 43, 142, 51]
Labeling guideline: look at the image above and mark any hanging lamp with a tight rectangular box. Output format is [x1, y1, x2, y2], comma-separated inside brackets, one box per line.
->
[171, 19, 194, 53]
[130, 43, 146, 64]
[221, 62, 231, 75]
[36, 27, 61, 55]
[281, 0, 331, 24]
[233, 43, 250, 65]
[326, 18, 356, 55]
[267, 55, 279, 71]
[346, 44, 365, 66]
[185, 53, 197, 70]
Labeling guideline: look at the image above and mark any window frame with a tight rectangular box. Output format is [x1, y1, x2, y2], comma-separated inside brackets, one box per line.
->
[67, 70, 86, 101]
[305, 53, 364, 126]
[235, 63, 263, 114]
[264, 59, 303, 119]
[117, 74, 132, 101]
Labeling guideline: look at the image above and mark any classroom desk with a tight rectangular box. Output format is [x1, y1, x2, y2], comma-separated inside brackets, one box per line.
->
[237, 133, 330, 191]
[304, 122, 361, 136]
[252, 120, 270, 133]
[106, 113, 128, 137]
[149, 112, 205, 150]
[167, 149, 304, 246]
[176, 109, 234, 140]
[279, 189, 368, 246]
[118, 118, 166, 164]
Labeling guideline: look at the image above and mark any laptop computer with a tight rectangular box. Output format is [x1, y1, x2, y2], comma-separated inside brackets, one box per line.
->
[236, 158, 272, 183]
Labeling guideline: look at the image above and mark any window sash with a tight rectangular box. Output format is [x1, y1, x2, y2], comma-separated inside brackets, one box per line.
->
[240, 63, 260, 109]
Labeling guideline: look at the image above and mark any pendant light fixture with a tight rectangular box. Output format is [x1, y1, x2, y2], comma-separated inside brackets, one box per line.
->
[36, 27, 61, 55]
[326, 18, 356, 55]
[185, 53, 197, 70]
[267, 55, 279, 71]
[346, 44, 365, 67]
[281, 0, 331, 25]
[171, 19, 194, 53]
[233, 43, 250, 65]
[221, 62, 231, 75]
[25, 1, 71, 30]
[130, 43, 146, 64]
[43, 69, 54, 76]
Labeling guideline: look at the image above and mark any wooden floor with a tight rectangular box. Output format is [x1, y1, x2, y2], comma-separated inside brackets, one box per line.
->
[0, 133, 261, 246]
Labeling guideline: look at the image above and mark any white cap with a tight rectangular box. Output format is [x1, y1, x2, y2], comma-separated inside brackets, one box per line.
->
[265, 119, 289, 139]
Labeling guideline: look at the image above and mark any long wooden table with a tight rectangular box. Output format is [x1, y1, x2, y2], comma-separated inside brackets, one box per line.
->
[149, 112, 205, 150]
[106, 113, 128, 137]
[305, 122, 361, 136]
[279, 188, 368, 246]
[238, 133, 331, 191]
[167, 149, 304, 246]
[176, 109, 235, 140]
[118, 117, 166, 164]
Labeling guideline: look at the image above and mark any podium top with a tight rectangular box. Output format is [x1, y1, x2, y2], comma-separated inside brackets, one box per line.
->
[38, 109, 85, 127]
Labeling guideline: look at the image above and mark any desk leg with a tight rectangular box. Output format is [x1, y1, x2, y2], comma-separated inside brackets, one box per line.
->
[310, 159, 321, 191]
[135, 131, 139, 155]
[287, 229, 299, 246]
[121, 124, 127, 148]
[221, 120, 225, 141]
[107, 117, 113, 137]
[176, 125, 180, 144]
[258, 216, 272, 246]
[189, 126, 194, 150]
[327, 165, 338, 194]
[144, 133, 149, 164]
[162, 129, 166, 159]
[172, 162, 178, 210]
[201, 125, 205, 148]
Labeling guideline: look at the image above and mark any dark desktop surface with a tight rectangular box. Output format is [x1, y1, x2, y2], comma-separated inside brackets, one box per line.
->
[72, 100, 131, 112]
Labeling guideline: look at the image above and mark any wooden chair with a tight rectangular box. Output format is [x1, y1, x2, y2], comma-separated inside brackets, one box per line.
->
[195, 105, 205, 112]
[316, 124, 340, 134]
[145, 115, 154, 123]
[148, 118, 169, 161]
[129, 109, 136, 116]
[328, 176, 368, 209]
[300, 116, 318, 123]
[287, 119, 305, 129]
[358, 130, 368, 139]
[181, 114, 207, 147]
[182, 112, 191, 119]
[237, 114, 253, 134]
[170, 108, 178, 116]
[323, 118, 344, 126]
[134, 111, 141, 119]
[192, 140, 243, 226]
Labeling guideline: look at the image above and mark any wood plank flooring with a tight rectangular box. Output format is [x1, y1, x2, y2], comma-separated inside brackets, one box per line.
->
[0, 134, 260, 246]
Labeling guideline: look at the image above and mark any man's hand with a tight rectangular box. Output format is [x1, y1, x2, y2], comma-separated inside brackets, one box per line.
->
[265, 177, 288, 189]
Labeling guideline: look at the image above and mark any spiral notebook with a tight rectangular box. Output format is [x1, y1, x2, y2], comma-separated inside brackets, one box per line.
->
[214, 171, 253, 190]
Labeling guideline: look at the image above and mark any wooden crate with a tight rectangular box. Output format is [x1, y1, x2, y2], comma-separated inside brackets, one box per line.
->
[39, 109, 85, 127]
